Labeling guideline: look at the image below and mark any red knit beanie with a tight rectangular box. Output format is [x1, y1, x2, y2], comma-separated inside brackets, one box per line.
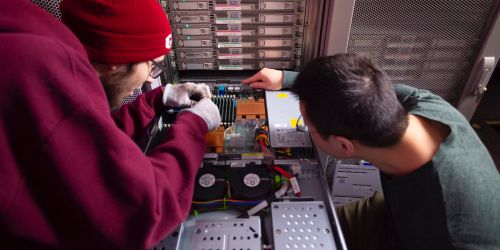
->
[60, 0, 172, 65]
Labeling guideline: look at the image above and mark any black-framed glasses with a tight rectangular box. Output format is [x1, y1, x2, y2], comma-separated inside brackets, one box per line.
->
[150, 60, 167, 79]
[296, 114, 308, 132]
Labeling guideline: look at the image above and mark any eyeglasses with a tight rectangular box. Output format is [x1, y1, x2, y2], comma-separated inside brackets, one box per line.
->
[296, 114, 322, 134]
[150, 60, 167, 79]
[296, 114, 308, 132]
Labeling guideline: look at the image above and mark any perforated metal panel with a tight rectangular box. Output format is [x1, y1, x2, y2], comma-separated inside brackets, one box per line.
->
[347, 0, 497, 103]
[31, 0, 62, 20]
[271, 201, 336, 250]
[191, 217, 262, 250]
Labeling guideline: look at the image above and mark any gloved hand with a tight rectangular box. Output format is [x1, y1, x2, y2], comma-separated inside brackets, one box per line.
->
[162, 82, 212, 108]
[179, 98, 221, 131]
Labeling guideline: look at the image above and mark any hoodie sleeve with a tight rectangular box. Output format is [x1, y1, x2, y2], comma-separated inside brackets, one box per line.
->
[1, 27, 206, 250]
[111, 87, 166, 142]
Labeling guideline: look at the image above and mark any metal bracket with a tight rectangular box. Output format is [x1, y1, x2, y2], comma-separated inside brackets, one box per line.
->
[474, 57, 496, 102]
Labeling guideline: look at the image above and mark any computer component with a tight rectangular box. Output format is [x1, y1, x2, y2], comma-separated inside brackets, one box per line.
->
[165, 0, 303, 72]
[236, 98, 265, 119]
[151, 224, 184, 250]
[230, 166, 273, 200]
[193, 166, 227, 202]
[271, 201, 336, 250]
[212, 95, 237, 127]
[331, 160, 382, 207]
[224, 119, 263, 153]
[176, 48, 214, 59]
[150, 0, 347, 248]
[205, 126, 225, 153]
[147, 81, 343, 248]
[265, 90, 312, 148]
[191, 217, 262, 250]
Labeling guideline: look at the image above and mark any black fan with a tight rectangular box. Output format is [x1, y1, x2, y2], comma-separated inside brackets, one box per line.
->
[230, 166, 273, 200]
[193, 166, 226, 201]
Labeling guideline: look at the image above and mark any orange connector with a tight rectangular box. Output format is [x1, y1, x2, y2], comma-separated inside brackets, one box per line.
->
[205, 126, 225, 153]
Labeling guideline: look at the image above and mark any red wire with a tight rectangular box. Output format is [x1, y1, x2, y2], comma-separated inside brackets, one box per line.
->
[272, 165, 292, 179]
[259, 139, 267, 153]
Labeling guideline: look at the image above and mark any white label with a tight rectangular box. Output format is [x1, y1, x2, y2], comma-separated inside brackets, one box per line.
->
[218, 42, 243, 48]
[290, 177, 301, 196]
[217, 30, 243, 36]
[218, 54, 243, 59]
[215, 19, 241, 24]
[219, 65, 244, 70]
[165, 34, 172, 49]
[244, 173, 261, 187]
[199, 173, 216, 187]
[215, 4, 242, 11]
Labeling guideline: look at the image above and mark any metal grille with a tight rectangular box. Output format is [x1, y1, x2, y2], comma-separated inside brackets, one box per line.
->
[347, 0, 496, 103]
[191, 217, 261, 250]
[271, 201, 336, 250]
[121, 88, 144, 106]
[31, 0, 62, 20]
[117, 78, 163, 110]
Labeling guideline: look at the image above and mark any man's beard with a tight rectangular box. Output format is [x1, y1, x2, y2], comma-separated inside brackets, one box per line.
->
[101, 80, 131, 110]
[99, 64, 143, 110]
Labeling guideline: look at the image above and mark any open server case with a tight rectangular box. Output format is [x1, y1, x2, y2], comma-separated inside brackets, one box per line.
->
[138, 0, 500, 248]
[149, 0, 346, 249]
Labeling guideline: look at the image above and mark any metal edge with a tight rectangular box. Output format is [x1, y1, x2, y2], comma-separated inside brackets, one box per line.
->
[456, 0, 500, 112]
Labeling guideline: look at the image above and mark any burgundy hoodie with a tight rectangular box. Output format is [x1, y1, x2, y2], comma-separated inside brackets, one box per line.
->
[0, 1, 206, 249]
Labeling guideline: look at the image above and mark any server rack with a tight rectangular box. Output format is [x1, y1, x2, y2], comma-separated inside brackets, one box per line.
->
[321, 0, 500, 120]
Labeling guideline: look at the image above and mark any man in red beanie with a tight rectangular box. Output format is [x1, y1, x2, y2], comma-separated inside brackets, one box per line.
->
[60, 0, 208, 110]
[0, 1, 220, 249]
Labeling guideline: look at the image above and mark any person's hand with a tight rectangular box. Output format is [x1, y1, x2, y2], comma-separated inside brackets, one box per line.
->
[162, 82, 212, 108]
[242, 68, 283, 90]
[180, 98, 221, 131]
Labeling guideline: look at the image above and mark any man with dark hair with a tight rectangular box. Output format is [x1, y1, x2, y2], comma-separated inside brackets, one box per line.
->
[291, 54, 409, 148]
[244, 54, 500, 249]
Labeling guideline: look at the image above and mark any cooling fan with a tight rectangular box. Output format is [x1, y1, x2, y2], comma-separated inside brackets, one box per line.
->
[193, 166, 226, 201]
[230, 166, 273, 200]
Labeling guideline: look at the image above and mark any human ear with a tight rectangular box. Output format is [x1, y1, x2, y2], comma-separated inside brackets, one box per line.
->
[108, 65, 119, 71]
[329, 135, 355, 158]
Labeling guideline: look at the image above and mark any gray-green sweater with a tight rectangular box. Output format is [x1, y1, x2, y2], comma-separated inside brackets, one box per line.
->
[284, 71, 500, 249]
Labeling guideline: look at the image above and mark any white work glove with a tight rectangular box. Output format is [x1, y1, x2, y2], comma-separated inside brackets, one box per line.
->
[162, 82, 212, 108]
[179, 98, 221, 131]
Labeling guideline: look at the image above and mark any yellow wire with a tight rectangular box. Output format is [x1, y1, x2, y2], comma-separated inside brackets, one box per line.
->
[192, 199, 257, 204]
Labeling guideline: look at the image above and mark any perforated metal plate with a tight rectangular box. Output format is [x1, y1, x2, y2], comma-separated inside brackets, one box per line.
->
[31, 0, 62, 20]
[271, 201, 335, 250]
[347, 0, 497, 103]
[191, 217, 261, 250]
[152, 224, 184, 250]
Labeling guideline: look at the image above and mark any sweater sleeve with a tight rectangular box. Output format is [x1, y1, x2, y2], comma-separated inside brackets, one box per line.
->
[41, 108, 207, 250]
[283, 70, 299, 89]
[56, 58, 208, 249]
[3, 35, 207, 250]
[111, 87, 165, 142]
